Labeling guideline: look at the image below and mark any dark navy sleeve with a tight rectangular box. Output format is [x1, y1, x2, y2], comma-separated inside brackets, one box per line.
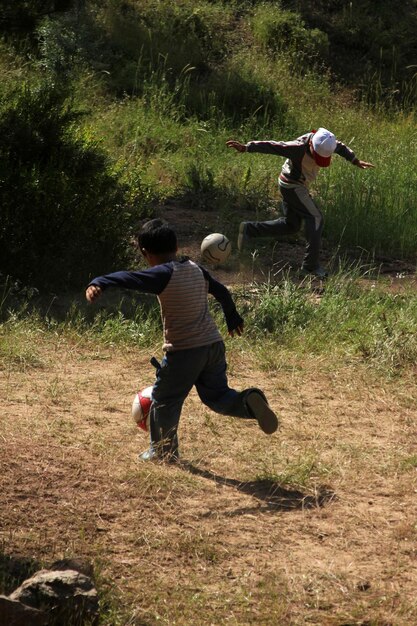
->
[88, 264, 173, 295]
[246, 139, 306, 161]
[199, 266, 244, 332]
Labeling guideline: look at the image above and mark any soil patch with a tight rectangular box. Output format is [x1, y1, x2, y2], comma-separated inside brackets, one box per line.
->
[1, 338, 416, 624]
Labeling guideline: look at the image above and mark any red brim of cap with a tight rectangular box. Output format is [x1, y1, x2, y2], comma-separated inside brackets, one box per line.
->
[312, 150, 331, 167]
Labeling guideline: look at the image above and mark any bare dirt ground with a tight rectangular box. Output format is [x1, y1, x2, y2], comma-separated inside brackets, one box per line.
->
[161, 203, 417, 292]
[1, 207, 416, 625]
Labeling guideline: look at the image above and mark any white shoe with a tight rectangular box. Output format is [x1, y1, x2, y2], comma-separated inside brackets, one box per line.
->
[300, 266, 328, 279]
[138, 448, 179, 463]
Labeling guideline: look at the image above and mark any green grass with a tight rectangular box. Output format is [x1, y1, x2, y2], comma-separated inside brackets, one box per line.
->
[2, 0, 417, 289]
[318, 114, 417, 260]
[227, 267, 417, 376]
[2, 269, 416, 379]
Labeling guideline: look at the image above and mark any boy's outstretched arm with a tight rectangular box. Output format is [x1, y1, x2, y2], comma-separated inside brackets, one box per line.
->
[200, 266, 244, 337]
[85, 267, 173, 303]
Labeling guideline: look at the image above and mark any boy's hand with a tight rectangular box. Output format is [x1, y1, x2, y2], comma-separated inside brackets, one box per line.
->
[226, 140, 247, 153]
[86, 284, 102, 303]
[229, 323, 244, 337]
[354, 159, 374, 169]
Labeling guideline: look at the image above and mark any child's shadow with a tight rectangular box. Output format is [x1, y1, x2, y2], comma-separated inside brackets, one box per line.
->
[180, 461, 335, 514]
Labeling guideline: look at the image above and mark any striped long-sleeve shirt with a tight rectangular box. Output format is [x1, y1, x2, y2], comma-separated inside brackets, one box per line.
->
[88, 258, 243, 352]
[246, 131, 357, 189]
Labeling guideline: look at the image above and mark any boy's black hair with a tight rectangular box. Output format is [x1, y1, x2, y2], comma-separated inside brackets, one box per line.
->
[137, 218, 177, 254]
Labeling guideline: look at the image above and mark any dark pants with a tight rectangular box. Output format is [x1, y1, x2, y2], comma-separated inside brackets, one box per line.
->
[149, 341, 256, 456]
[245, 185, 323, 271]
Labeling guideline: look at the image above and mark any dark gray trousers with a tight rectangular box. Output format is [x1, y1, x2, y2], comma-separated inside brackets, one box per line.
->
[150, 341, 257, 456]
[245, 185, 324, 271]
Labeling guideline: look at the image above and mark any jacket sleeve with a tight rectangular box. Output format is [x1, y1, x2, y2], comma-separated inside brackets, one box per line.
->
[87, 265, 173, 295]
[334, 140, 356, 162]
[199, 266, 243, 332]
[246, 139, 306, 160]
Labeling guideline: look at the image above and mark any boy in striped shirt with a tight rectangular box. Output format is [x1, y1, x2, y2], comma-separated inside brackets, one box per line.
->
[86, 219, 278, 462]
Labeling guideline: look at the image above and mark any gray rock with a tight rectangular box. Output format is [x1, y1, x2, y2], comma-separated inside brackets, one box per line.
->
[0, 595, 46, 626]
[10, 569, 99, 626]
[49, 557, 95, 579]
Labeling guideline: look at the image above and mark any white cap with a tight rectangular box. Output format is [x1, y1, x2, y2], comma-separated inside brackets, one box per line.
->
[311, 128, 336, 167]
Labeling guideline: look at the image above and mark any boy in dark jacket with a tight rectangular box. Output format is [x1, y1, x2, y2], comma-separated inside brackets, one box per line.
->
[86, 219, 278, 462]
[227, 128, 374, 277]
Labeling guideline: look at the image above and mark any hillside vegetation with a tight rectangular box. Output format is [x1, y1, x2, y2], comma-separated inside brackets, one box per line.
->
[0, 0, 416, 290]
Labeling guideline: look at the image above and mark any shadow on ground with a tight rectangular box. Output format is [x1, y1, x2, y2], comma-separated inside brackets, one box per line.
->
[0, 552, 41, 596]
[180, 461, 335, 513]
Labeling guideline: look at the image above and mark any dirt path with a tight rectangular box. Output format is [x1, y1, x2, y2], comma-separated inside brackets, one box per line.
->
[1, 207, 416, 623]
[161, 204, 417, 292]
[1, 333, 416, 624]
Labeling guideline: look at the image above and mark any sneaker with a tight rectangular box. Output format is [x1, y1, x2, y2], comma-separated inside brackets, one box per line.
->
[300, 266, 328, 279]
[138, 448, 179, 464]
[246, 390, 279, 434]
[237, 222, 249, 252]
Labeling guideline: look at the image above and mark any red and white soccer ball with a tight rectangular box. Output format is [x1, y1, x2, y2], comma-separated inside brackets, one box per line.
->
[132, 386, 153, 432]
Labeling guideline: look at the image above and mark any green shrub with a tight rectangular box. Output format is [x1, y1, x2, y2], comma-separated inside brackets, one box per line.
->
[0, 79, 149, 290]
[252, 3, 329, 69]
[184, 58, 288, 125]
[0, 1, 75, 40]
[245, 280, 315, 338]
[98, 0, 233, 95]
[37, 14, 86, 77]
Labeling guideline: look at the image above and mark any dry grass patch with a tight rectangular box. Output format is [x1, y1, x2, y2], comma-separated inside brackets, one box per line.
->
[1, 334, 416, 625]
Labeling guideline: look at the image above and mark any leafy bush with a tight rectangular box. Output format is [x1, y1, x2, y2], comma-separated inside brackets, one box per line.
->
[184, 58, 288, 125]
[0, 1, 74, 36]
[37, 14, 85, 77]
[0, 80, 149, 290]
[252, 3, 329, 69]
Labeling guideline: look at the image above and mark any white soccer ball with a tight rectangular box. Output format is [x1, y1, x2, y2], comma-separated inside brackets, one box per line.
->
[201, 233, 232, 265]
[132, 386, 153, 432]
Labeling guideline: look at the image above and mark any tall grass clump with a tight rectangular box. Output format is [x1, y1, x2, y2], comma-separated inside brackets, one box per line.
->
[85, 297, 161, 348]
[0, 280, 47, 370]
[318, 117, 417, 261]
[243, 270, 417, 375]
[97, 0, 234, 96]
[0, 313, 44, 371]
[252, 2, 329, 71]
[181, 54, 288, 126]
[243, 279, 316, 339]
